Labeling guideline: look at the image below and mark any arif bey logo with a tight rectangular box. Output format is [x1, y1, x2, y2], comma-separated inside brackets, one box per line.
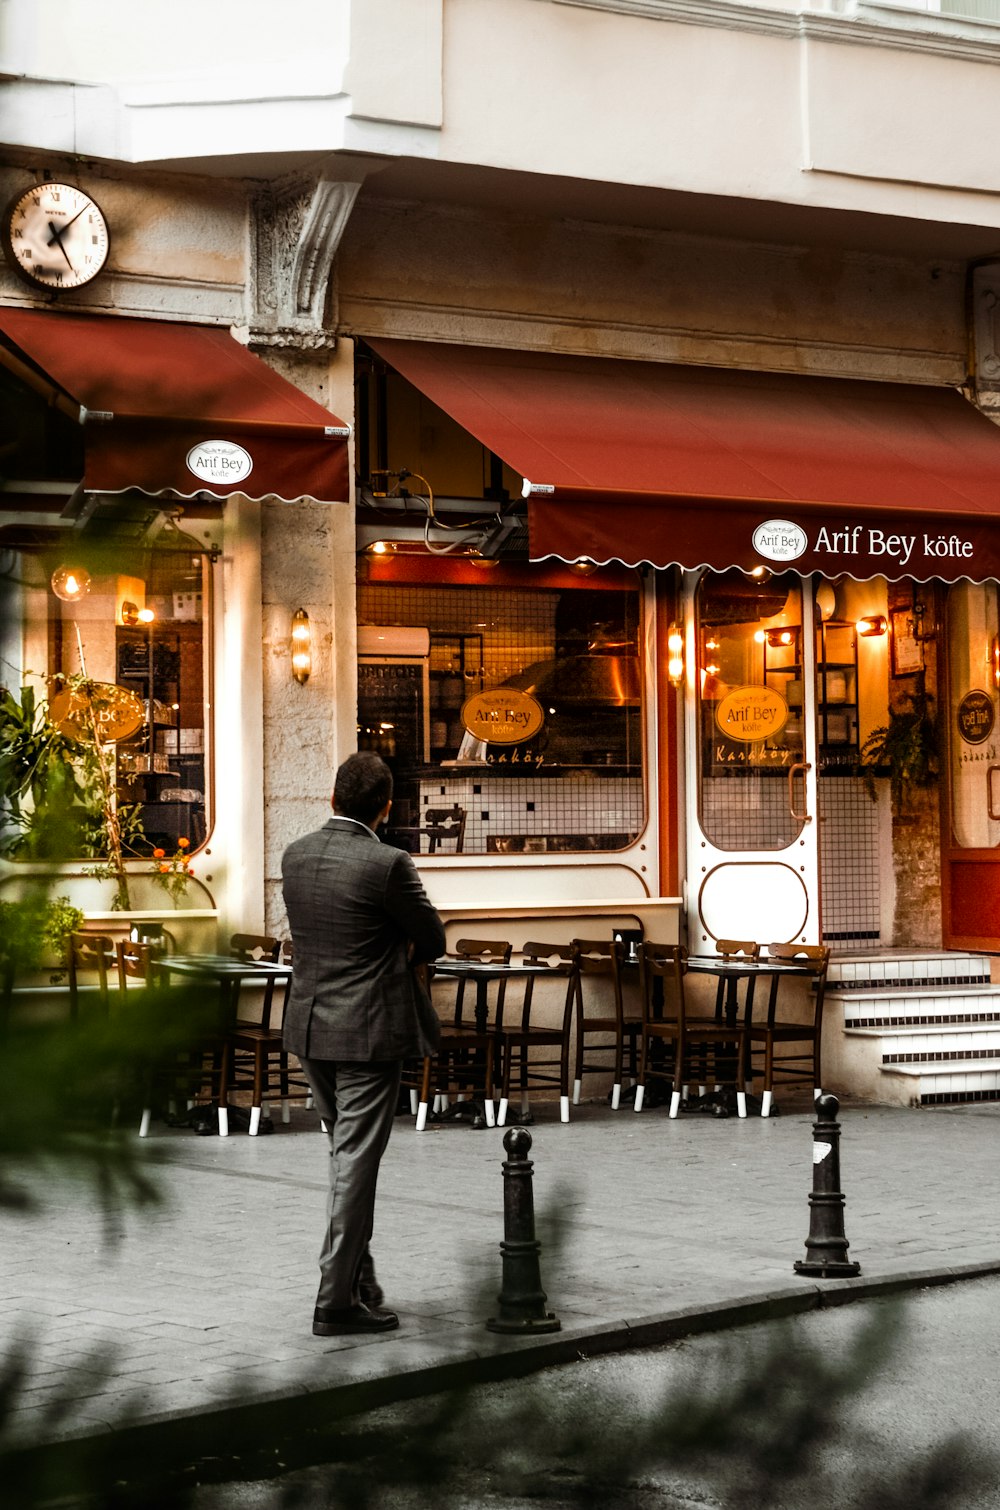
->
[752, 519, 808, 562]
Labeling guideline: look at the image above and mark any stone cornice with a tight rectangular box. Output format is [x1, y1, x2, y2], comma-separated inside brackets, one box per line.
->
[540, 0, 1000, 65]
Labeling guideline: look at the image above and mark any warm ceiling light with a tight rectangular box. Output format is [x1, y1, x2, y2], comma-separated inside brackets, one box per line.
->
[368, 540, 394, 556]
[569, 558, 598, 576]
[857, 614, 887, 637]
[137, 607, 155, 625]
[467, 551, 500, 570]
[50, 565, 91, 602]
[753, 629, 767, 644]
[291, 607, 311, 684]
[766, 628, 796, 648]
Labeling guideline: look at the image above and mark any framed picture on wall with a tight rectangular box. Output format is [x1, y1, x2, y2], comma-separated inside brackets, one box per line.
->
[891, 609, 924, 676]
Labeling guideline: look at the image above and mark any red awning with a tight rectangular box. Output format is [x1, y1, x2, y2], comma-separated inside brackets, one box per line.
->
[0, 308, 351, 503]
[369, 338, 1000, 582]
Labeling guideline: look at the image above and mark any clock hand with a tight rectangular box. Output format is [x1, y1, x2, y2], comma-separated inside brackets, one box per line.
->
[46, 223, 74, 271]
[47, 205, 88, 243]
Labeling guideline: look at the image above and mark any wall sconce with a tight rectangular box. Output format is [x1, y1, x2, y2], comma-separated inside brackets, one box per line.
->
[121, 600, 139, 627]
[667, 623, 685, 686]
[856, 614, 888, 638]
[766, 627, 796, 648]
[50, 564, 91, 602]
[291, 608, 311, 684]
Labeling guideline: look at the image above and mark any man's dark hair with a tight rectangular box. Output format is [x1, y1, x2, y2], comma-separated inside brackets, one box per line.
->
[333, 752, 393, 826]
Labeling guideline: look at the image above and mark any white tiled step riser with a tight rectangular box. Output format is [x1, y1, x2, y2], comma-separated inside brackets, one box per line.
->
[838, 987, 1000, 1027]
[846, 1026, 1000, 1060]
[829, 965, 991, 990]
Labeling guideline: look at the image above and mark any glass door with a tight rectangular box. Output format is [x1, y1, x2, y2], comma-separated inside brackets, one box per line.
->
[943, 582, 1000, 949]
[685, 569, 820, 947]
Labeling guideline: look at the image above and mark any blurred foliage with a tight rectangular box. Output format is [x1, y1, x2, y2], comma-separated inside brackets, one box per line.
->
[0, 684, 106, 859]
[0, 892, 84, 986]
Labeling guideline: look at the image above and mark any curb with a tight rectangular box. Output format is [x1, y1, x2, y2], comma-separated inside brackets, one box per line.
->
[11, 1254, 1000, 1498]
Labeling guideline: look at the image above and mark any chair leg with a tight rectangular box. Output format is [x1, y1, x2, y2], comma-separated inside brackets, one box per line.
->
[633, 1030, 648, 1113]
[761, 1034, 774, 1118]
[483, 1043, 496, 1127]
[415, 1057, 432, 1131]
[248, 1046, 265, 1136]
[670, 1034, 685, 1119]
[497, 1037, 515, 1127]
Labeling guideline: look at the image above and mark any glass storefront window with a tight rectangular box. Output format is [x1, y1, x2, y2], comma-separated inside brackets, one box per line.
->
[1, 535, 212, 860]
[356, 566, 645, 855]
[696, 568, 805, 853]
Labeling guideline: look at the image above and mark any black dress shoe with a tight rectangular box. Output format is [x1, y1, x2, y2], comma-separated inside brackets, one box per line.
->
[312, 1302, 399, 1337]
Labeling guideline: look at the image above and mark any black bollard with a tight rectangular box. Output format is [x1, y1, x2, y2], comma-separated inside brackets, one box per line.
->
[793, 1092, 861, 1278]
[486, 1127, 561, 1334]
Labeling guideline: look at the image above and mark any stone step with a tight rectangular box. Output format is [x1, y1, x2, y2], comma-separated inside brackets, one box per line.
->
[879, 1059, 1000, 1107]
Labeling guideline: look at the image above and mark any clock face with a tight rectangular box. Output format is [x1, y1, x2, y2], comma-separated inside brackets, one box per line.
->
[2, 182, 110, 291]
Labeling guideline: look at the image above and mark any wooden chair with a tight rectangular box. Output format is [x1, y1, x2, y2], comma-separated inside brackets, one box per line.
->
[67, 932, 116, 1019]
[495, 942, 577, 1127]
[420, 805, 467, 853]
[748, 943, 830, 1117]
[635, 941, 749, 1119]
[408, 938, 511, 1131]
[570, 937, 640, 1110]
[227, 936, 311, 1134]
[115, 939, 231, 1138]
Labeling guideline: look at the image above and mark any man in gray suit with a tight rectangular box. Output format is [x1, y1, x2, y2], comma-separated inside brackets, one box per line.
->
[282, 751, 446, 1336]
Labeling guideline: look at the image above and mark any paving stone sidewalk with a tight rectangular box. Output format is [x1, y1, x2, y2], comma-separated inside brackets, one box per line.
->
[7, 1097, 1000, 1452]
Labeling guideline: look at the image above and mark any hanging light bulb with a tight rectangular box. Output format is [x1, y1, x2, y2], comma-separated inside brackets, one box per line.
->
[50, 565, 91, 602]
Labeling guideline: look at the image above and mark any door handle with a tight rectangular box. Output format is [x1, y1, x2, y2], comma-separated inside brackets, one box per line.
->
[988, 765, 1000, 823]
[788, 761, 813, 823]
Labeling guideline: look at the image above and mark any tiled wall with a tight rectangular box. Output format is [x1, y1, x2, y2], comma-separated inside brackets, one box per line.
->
[418, 774, 643, 851]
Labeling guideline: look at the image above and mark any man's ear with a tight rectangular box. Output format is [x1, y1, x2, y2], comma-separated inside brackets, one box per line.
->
[376, 797, 392, 828]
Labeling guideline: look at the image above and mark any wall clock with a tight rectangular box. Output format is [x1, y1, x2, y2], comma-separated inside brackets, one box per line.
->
[1, 181, 110, 291]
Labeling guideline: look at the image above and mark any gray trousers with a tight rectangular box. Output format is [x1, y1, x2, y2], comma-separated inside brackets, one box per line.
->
[300, 1058, 402, 1310]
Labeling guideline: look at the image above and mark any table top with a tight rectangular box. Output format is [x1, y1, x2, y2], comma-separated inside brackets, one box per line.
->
[432, 958, 559, 981]
[154, 954, 293, 980]
[685, 955, 815, 977]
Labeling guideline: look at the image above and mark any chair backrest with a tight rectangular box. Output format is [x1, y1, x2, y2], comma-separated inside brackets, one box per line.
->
[422, 806, 466, 854]
[639, 940, 687, 1023]
[452, 937, 512, 964]
[115, 939, 159, 993]
[571, 937, 624, 978]
[766, 942, 829, 976]
[230, 933, 281, 963]
[716, 939, 760, 960]
[68, 932, 116, 1016]
[521, 941, 575, 970]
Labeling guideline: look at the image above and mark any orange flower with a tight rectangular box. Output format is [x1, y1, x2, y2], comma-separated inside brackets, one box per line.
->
[153, 848, 165, 859]
[159, 863, 170, 873]
[177, 837, 190, 849]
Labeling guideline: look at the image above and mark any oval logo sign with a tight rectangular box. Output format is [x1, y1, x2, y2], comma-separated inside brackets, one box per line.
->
[461, 689, 544, 745]
[752, 519, 808, 562]
[957, 689, 996, 746]
[715, 685, 789, 743]
[50, 682, 146, 743]
[186, 440, 253, 485]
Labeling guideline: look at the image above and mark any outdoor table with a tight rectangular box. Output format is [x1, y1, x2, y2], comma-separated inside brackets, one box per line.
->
[152, 954, 294, 1135]
[429, 957, 556, 1127]
[683, 953, 816, 1116]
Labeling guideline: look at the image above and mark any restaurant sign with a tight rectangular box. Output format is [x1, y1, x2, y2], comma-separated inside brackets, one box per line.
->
[957, 689, 996, 746]
[186, 439, 254, 484]
[461, 689, 545, 745]
[752, 517, 978, 575]
[715, 685, 789, 743]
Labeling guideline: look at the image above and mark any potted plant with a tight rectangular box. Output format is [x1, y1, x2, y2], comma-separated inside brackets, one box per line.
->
[0, 682, 144, 909]
[860, 689, 940, 813]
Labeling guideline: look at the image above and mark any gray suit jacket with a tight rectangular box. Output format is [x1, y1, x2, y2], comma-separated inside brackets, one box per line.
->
[281, 817, 446, 1062]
